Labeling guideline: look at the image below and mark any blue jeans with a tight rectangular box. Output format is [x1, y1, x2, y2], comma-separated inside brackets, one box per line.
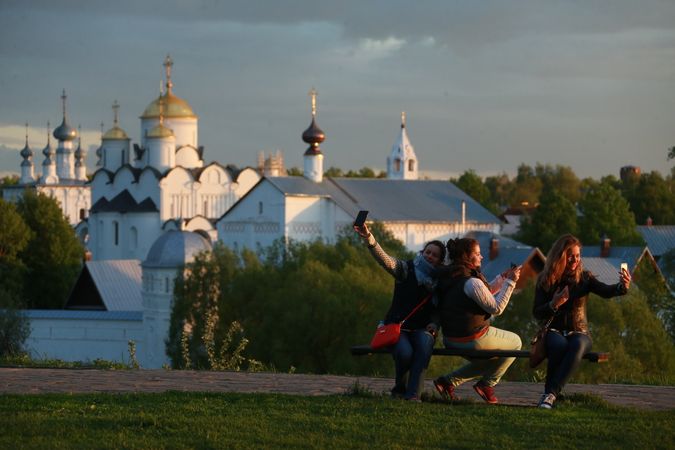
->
[545, 331, 592, 396]
[392, 329, 435, 399]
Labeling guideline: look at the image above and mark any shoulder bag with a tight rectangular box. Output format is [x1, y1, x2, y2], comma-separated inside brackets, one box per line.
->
[529, 315, 555, 368]
[370, 295, 431, 350]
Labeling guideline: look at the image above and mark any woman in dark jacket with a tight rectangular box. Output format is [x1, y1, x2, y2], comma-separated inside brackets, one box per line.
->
[433, 238, 521, 404]
[534, 234, 631, 409]
[355, 223, 444, 401]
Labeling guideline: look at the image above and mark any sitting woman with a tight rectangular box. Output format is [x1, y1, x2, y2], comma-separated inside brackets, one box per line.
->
[534, 234, 630, 409]
[354, 223, 444, 401]
[433, 237, 521, 404]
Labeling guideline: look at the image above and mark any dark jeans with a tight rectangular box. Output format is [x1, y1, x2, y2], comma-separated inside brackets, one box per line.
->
[392, 329, 435, 399]
[544, 331, 592, 396]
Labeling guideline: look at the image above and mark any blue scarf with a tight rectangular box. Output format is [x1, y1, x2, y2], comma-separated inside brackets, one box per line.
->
[413, 253, 437, 291]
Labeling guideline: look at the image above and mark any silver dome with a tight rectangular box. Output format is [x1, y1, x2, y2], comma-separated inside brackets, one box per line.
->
[142, 230, 212, 269]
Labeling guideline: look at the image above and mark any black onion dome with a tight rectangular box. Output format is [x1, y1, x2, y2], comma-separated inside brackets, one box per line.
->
[53, 119, 78, 141]
[20, 143, 33, 159]
[302, 118, 325, 155]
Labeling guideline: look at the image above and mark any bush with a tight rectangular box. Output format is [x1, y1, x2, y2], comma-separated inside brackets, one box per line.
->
[0, 290, 30, 357]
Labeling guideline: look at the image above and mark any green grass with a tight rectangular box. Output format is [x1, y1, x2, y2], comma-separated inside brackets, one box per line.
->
[1, 392, 673, 449]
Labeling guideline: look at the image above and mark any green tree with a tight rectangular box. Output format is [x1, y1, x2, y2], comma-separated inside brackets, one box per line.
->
[287, 167, 303, 176]
[324, 166, 344, 177]
[577, 180, 642, 246]
[507, 164, 543, 207]
[0, 199, 31, 301]
[535, 164, 581, 204]
[668, 146, 675, 160]
[16, 191, 84, 309]
[623, 171, 675, 225]
[517, 186, 578, 253]
[452, 170, 497, 214]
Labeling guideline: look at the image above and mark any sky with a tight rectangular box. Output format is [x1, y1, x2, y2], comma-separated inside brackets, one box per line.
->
[1, 0, 674, 180]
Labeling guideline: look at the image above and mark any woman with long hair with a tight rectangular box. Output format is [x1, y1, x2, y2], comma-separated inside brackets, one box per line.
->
[355, 223, 445, 401]
[534, 234, 630, 409]
[433, 237, 521, 404]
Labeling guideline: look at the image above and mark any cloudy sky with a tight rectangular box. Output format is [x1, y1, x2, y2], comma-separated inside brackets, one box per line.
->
[1, 0, 674, 179]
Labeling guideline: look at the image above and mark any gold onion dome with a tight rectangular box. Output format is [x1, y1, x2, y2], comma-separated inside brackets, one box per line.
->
[147, 123, 174, 139]
[102, 126, 129, 140]
[141, 92, 196, 119]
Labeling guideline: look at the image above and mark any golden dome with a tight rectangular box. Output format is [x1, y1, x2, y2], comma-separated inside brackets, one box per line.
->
[146, 123, 174, 139]
[141, 92, 197, 119]
[102, 125, 129, 140]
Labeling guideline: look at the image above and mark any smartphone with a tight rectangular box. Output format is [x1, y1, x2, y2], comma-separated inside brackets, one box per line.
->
[353, 210, 369, 227]
[620, 262, 628, 273]
[510, 262, 517, 269]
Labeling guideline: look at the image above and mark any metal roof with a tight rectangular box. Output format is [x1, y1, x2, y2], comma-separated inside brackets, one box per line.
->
[637, 225, 675, 257]
[481, 248, 543, 281]
[267, 177, 501, 225]
[464, 230, 530, 252]
[581, 257, 625, 285]
[86, 259, 143, 311]
[21, 309, 142, 321]
[90, 190, 158, 214]
[582, 246, 646, 266]
[142, 230, 212, 268]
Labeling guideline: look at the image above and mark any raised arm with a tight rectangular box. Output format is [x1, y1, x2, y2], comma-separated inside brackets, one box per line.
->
[354, 223, 408, 281]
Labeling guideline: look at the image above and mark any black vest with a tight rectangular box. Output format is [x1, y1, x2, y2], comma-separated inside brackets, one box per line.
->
[438, 276, 491, 338]
[384, 260, 434, 330]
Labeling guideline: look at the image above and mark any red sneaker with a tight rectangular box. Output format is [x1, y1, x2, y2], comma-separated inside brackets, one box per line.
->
[473, 382, 498, 404]
[433, 377, 458, 401]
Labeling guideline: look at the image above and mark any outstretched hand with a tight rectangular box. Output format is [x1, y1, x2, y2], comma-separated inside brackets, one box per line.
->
[353, 223, 370, 239]
[506, 265, 521, 282]
[620, 267, 632, 290]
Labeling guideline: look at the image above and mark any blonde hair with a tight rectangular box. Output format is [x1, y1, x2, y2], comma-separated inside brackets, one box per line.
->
[537, 234, 583, 290]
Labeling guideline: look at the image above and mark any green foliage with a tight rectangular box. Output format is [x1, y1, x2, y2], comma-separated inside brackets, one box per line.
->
[517, 186, 578, 253]
[509, 164, 544, 207]
[324, 166, 385, 178]
[632, 257, 675, 342]
[622, 171, 675, 225]
[286, 167, 302, 176]
[0, 300, 30, 357]
[578, 180, 643, 246]
[15, 191, 84, 309]
[0, 199, 31, 300]
[0, 392, 673, 449]
[452, 170, 498, 214]
[535, 164, 582, 204]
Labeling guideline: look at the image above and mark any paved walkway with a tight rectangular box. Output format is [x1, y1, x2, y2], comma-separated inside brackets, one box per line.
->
[1, 368, 673, 411]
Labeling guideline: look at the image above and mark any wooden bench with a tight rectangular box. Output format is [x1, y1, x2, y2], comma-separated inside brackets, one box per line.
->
[350, 345, 609, 363]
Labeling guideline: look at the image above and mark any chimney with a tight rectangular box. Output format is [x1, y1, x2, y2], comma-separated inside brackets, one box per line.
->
[646, 216, 653, 227]
[600, 234, 611, 258]
[489, 237, 499, 261]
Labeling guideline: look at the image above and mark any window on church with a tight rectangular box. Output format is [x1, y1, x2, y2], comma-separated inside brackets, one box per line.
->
[408, 160, 415, 172]
[130, 227, 138, 251]
[113, 221, 119, 246]
[165, 278, 169, 293]
[121, 150, 125, 166]
[204, 200, 208, 217]
[394, 158, 401, 172]
[79, 209, 86, 220]
[258, 201, 263, 215]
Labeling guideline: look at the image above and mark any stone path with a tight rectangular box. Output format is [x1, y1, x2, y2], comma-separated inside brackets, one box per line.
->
[1, 368, 673, 411]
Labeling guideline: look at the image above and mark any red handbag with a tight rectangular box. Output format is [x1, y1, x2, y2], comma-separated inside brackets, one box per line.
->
[370, 295, 431, 350]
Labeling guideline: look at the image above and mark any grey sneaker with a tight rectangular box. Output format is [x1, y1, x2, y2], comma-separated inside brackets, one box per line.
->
[538, 393, 556, 409]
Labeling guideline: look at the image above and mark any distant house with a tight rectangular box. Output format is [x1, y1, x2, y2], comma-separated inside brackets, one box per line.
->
[637, 223, 675, 274]
[498, 205, 536, 236]
[464, 231, 546, 289]
[582, 236, 664, 286]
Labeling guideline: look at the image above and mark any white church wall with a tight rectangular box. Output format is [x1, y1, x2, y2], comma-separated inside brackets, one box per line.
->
[24, 311, 143, 364]
[90, 212, 161, 260]
[234, 168, 262, 199]
[36, 185, 90, 225]
[91, 171, 115, 203]
[196, 167, 235, 219]
[175, 146, 203, 169]
[161, 167, 195, 221]
[112, 167, 136, 197]
[384, 222, 501, 252]
[142, 117, 197, 149]
[141, 267, 180, 368]
[137, 169, 161, 205]
[217, 180, 284, 251]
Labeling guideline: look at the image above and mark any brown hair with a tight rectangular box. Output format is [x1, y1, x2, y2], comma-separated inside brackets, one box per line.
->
[423, 240, 446, 262]
[537, 234, 583, 290]
[445, 237, 488, 286]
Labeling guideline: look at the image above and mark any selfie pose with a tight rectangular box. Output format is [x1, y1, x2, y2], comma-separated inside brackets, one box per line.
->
[533, 234, 631, 409]
[354, 222, 444, 401]
[433, 238, 521, 404]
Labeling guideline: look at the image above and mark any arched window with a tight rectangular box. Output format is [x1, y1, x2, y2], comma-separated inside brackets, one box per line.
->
[408, 160, 415, 172]
[258, 201, 263, 215]
[165, 277, 170, 293]
[121, 150, 126, 166]
[113, 221, 119, 246]
[394, 158, 401, 172]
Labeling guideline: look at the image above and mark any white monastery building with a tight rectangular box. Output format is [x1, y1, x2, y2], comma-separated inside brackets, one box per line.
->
[2, 91, 91, 225]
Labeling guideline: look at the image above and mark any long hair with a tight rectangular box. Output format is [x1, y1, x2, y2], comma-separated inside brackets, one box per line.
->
[445, 237, 489, 286]
[537, 234, 583, 290]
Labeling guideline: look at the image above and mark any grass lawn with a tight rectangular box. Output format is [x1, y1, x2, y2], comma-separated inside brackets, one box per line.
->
[0, 391, 673, 449]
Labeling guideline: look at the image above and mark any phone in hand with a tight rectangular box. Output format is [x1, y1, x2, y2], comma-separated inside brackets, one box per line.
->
[620, 262, 628, 273]
[353, 210, 369, 227]
[510, 262, 517, 269]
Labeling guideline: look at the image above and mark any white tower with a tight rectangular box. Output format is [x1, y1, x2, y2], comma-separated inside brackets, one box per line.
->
[141, 230, 212, 369]
[41, 121, 58, 184]
[302, 88, 325, 183]
[19, 124, 35, 184]
[387, 112, 418, 180]
[140, 55, 198, 155]
[101, 100, 131, 172]
[145, 98, 176, 172]
[54, 89, 77, 180]
[74, 126, 88, 181]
